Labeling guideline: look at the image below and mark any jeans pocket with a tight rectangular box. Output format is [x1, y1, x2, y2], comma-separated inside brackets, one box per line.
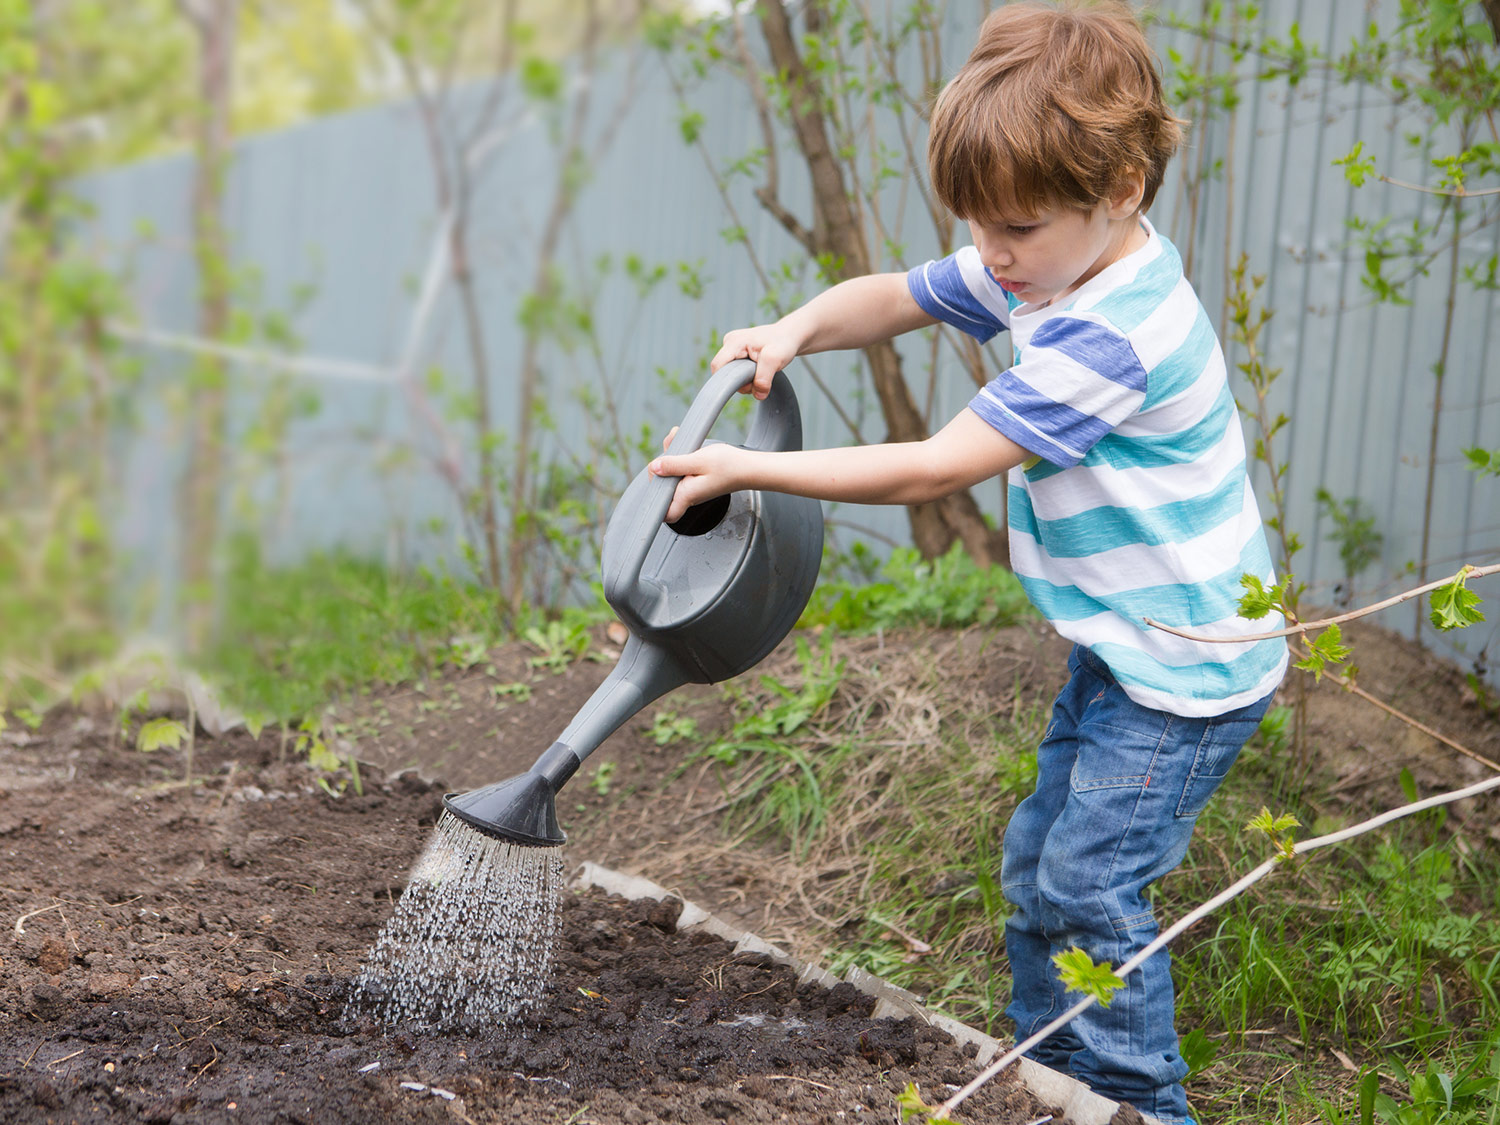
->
[1175, 715, 1257, 818]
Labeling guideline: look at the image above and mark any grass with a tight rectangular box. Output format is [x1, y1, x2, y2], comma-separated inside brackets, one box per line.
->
[697, 628, 1500, 1124]
[203, 543, 608, 725]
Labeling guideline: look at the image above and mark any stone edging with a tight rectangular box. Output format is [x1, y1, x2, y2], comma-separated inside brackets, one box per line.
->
[572, 861, 1157, 1125]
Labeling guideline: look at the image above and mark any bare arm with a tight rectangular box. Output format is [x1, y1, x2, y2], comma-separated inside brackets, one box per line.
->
[650, 407, 1030, 522]
[714, 272, 938, 397]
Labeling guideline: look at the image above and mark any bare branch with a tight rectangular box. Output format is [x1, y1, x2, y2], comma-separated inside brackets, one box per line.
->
[1143, 562, 1500, 644]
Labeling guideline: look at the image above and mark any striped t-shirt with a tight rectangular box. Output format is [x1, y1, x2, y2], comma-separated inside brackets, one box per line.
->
[907, 218, 1287, 716]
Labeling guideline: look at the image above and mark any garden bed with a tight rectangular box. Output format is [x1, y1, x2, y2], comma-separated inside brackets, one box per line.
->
[0, 724, 1063, 1125]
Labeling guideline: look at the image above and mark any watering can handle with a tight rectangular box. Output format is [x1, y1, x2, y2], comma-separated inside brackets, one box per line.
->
[603, 359, 804, 612]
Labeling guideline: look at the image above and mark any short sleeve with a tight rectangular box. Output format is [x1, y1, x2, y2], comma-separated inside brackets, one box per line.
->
[907, 247, 1013, 343]
[968, 313, 1148, 468]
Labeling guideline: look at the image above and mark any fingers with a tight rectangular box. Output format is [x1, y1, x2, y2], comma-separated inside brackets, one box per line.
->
[649, 456, 696, 523]
[661, 425, 679, 452]
[710, 326, 793, 400]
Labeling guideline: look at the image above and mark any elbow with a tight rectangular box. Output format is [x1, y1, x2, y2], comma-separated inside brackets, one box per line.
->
[897, 444, 972, 505]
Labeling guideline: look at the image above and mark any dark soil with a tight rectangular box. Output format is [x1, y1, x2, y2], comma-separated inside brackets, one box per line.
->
[3, 617, 1496, 1125]
[0, 721, 1051, 1125]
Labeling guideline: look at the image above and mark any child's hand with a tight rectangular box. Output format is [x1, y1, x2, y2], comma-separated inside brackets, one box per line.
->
[649, 439, 745, 524]
[711, 322, 807, 400]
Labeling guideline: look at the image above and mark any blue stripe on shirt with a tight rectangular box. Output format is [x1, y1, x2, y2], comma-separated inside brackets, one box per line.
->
[1096, 384, 1237, 469]
[907, 260, 1002, 343]
[1142, 308, 1217, 411]
[970, 374, 1116, 467]
[1029, 318, 1148, 393]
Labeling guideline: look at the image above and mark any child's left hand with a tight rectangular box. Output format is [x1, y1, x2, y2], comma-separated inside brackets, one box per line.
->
[649, 429, 747, 523]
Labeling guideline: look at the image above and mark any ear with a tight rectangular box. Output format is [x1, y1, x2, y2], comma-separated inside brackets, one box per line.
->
[1107, 169, 1147, 219]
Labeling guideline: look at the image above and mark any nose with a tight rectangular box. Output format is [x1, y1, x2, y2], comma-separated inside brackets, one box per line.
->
[973, 228, 1011, 269]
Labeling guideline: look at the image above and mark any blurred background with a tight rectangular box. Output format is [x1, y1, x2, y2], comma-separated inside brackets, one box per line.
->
[3, 0, 1498, 714]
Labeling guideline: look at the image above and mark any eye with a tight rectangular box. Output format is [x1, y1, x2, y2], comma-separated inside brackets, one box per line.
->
[1007, 224, 1038, 237]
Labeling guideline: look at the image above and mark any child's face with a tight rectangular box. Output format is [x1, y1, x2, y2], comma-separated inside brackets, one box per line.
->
[966, 196, 1143, 308]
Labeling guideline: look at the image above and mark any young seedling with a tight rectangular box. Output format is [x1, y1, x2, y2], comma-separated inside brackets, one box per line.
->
[897, 1082, 951, 1123]
[1246, 807, 1302, 862]
[136, 717, 189, 754]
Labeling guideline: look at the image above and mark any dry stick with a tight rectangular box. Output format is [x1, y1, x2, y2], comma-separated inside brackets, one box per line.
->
[13, 902, 64, 936]
[938, 770, 1500, 1121]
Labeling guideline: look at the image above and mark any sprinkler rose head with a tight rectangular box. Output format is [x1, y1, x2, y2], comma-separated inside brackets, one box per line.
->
[442, 741, 580, 848]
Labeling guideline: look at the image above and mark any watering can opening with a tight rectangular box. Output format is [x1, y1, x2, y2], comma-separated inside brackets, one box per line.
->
[667, 493, 732, 538]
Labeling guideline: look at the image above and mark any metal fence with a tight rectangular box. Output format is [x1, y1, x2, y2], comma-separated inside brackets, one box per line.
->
[72, 0, 1500, 677]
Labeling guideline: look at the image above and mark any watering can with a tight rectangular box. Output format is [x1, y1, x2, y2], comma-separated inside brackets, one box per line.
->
[442, 360, 824, 846]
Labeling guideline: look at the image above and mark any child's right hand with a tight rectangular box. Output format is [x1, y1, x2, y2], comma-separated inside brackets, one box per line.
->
[710, 322, 807, 400]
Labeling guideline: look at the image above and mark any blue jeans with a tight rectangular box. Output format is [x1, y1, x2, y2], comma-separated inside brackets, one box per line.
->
[1002, 645, 1274, 1125]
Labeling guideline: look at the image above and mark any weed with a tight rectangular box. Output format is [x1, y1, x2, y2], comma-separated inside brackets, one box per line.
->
[588, 761, 617, 797]
[649, 709, 698, 746]
[524, 619, 593, 673]
[136, 718, 189, 754]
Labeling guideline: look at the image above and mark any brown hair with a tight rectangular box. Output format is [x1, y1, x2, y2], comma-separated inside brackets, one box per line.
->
[928, 0, 1184, 221]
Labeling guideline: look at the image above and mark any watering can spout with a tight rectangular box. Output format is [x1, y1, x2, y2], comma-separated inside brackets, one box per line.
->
[442, 635, 690, 847]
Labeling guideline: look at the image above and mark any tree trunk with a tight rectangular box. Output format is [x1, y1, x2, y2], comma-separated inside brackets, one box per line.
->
[757, 0, 1007, 567]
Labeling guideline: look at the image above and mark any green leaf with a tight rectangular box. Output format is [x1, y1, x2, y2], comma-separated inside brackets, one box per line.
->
[1429, 570, 1485, 631]
[1294, 624, 1351, 682]
[520, 56, 564, 102]
[1053, 946, 1126, 1007]
[896, 1082, 950, 1122]
[136, 717, 189, 753]
[1237, 573, 1279, 619]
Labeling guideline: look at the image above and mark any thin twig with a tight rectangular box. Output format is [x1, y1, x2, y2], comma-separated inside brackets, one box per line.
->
[13, 902, 64, 936]
[939, 770, 1500, 1118]
[1143, 562, 1500, 643]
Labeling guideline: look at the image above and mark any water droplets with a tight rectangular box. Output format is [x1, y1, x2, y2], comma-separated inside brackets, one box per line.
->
[345, 812, 565, 1029]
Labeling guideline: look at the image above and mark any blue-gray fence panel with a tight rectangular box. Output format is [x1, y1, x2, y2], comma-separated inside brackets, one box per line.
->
[70, 0, 1499, 679]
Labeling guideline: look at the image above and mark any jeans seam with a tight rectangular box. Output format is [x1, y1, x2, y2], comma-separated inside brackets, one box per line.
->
[1099, 714, 1173, 892]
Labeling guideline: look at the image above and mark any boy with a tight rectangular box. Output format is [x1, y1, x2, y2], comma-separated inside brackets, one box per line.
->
[650, 2, 1287, 1122]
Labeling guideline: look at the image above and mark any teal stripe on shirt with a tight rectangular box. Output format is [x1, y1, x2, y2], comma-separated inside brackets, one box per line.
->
[1008, 461, 1248, 557]
[1093, 384, 1238, 470]
[1086, 242, 1182, 333]
[1017, 534, 1273, 627]
[1094, 633, 1287, 700]
[1141, 307, 1218, 411]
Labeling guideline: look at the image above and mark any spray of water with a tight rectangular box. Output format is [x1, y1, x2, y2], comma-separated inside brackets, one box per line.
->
[345, 811, 566, 1029]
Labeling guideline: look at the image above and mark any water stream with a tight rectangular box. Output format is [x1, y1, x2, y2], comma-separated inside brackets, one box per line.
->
[344, 811, 565, 1028]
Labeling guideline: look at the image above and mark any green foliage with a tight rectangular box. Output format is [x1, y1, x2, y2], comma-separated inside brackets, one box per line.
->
[135, 717, 189, 754]
[896, 1082, 950, 1123]
[1246, 806, 1302, 860]
[1053, 947, 1126, 1008]
[1430, 568, 1486, 632]
[523, 619, 594, 673]
[649, 709, 699, 746]
[204, 542, 509, 723]
[1179, 1028, 1222, 1082]
[1316, 489, 1385, 601]
[1238, 573, 1289, 621]
[802, 544, 1035, 633]
[1464, 448, 1500, 478]
[1295, 624, 1353, 683]
[1358, 1042, 1500, 1125]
